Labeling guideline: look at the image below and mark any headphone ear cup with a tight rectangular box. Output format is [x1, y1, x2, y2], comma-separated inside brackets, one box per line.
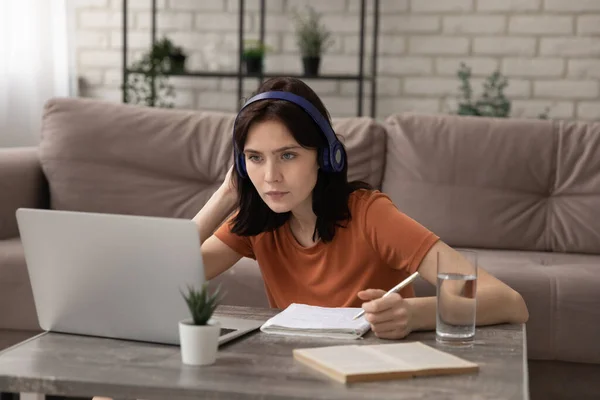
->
[236, 152, 247, 178]
[331, 142, 345, 172]
[320, 146, 332, 173]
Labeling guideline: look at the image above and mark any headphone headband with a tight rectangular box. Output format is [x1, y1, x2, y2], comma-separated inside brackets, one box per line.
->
[240, 91, 338, 148]
[233, 90, 345, 177]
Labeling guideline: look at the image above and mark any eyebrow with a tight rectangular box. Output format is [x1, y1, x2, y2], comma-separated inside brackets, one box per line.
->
[244, 145, 302, 154]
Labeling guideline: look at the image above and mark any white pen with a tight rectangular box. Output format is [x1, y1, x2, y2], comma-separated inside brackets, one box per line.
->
[352, 271, 421, 320]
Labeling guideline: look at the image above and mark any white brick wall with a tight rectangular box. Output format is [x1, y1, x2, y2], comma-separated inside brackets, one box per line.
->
[380, 16, 440, 33]
[577, 16, 600, 35]
[508, 16, 573, 35]
[473, 37, 536, 56]
[72, 0, 600, 120]
[443, 16, 506, 34]
[411, 0, 473, 13]
[502, 58, 564, 77]
[409, 37, 470, 55]
[476, 0, 541, 12]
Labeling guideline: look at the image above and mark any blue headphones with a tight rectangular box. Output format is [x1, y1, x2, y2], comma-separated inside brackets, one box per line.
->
[233, 91, 346, 178]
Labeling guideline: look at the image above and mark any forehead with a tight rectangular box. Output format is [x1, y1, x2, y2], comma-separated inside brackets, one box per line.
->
[244, 119, 298, 150]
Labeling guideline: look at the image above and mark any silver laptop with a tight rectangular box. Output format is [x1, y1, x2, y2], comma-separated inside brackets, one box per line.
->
[15, 208, 263, 346]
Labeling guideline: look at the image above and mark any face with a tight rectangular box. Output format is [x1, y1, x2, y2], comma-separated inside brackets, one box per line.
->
[243, 119, 319, 215]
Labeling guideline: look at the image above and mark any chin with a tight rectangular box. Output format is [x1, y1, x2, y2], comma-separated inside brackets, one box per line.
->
[261, 197, 293, 214]
[265, 202, 292, 214]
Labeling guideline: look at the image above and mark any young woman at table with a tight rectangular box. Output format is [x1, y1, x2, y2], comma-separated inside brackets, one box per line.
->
[92, 76, 528, 400]
[196, 76, 529, 335]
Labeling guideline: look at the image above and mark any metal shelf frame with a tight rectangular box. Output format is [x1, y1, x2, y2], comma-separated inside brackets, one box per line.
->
[122, 0, 380, 117]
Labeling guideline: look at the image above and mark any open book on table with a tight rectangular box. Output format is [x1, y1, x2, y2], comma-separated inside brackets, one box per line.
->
[260, 303, 371, 339]
[293, 341, 480, 383]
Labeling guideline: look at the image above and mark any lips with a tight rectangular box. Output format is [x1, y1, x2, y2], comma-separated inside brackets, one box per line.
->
[265, 191, 289, 200]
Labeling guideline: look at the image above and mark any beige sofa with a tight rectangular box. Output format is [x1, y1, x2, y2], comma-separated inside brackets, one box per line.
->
[1, 97, 599, 399]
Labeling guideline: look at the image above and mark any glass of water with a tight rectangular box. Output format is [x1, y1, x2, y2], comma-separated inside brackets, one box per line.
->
[436, 250, 478, 345]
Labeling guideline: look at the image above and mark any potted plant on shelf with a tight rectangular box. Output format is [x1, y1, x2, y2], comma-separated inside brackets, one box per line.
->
[291, 6, 334, 77]
[122, 36, 187, 107]
[242, 39, 270, 75]
[179, 282, 223, 366]
[152, 36, 188, 74]
[454, 62, 550, 119]
[168, 44, 187, 74]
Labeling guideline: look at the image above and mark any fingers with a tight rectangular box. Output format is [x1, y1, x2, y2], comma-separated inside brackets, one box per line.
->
[373, 326, 411, 340]
[364, 306, 407, 325]
[361, 292, 402, 313]
[359, 292, 411, 340]
[371, 320, 402, 334]
[357, 289, 387, 300]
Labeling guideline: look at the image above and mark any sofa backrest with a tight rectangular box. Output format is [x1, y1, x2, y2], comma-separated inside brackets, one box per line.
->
[39, 97, 386, 219]
[382, 112, 600, 255]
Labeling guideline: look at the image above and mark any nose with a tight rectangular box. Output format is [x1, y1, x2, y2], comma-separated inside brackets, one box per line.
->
[264, 159, 282, 183]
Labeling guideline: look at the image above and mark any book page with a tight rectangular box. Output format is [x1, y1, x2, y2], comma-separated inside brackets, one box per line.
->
[295, 345, 404, 375]
[262, 303, 370, 332]
[294, 342, 478, 375]
[367, 342, 478, 371]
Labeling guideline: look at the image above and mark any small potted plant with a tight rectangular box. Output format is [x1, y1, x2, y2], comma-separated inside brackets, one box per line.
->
[179, 282, 223, 366]
[291, 6, 334, 76]
[152, 36, 187, 74]
[455, 62, 511, 118]
[243, 39, 270, 75]
[168, 44, 187, 74]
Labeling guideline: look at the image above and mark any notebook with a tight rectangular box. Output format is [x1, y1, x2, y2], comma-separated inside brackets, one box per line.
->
[293, 341, 479, 383]
[260, 303, 371, 339]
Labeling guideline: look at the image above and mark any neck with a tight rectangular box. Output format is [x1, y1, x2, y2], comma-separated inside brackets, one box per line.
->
[290, 199, 317, 237]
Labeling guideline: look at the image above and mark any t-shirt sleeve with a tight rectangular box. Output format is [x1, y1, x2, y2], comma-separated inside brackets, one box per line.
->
[361, 192, 439, 273]
[213, 215, 256, 260]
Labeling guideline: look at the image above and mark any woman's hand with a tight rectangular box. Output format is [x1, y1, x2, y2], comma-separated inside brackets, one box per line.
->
[357, 289, 415, 339]
[193, 164, 239, 244]
[219, 165, 237, 198]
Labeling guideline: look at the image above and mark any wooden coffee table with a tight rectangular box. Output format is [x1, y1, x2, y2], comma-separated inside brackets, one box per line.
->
[0, 306, 528, 400]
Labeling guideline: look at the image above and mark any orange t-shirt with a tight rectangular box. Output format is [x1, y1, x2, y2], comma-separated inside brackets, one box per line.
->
[214, 190, 439, 309]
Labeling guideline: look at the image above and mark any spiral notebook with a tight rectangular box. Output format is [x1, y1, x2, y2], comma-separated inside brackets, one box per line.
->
[260, 303, 371, 339]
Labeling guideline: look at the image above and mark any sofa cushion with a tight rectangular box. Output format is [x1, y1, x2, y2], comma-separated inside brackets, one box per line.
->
[40, 97, 235, 219]
[332, 117, 386, 189]
[550, 120, 600, 254]
[0, 148, 48, 240]
[0, 238, 40, 331]
[39, 98, 387, 218]
[383, 113, 600, 255]
[208, 258, 269, 308]
[414, 248, 600, 364]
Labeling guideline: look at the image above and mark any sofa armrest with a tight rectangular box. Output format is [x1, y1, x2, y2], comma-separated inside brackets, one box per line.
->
[0, 147, 49, 239]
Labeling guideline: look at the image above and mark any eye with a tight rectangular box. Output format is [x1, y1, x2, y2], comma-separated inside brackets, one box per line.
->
[246, 154, 262, 163]
[282, 153, 296, 160]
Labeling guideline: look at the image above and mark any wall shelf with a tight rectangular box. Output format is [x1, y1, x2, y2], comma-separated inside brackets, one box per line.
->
[122, 0, 380, 117]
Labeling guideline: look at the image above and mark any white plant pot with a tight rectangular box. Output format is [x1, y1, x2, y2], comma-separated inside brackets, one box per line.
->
[178, 318, 221, 366]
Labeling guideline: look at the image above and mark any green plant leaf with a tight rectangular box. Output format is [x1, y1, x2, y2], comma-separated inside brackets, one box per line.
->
[291, 6, 334, 57]
[123, 35, 182, 107]
[455, 63, 514, 118]
[180, 282, 224, 326]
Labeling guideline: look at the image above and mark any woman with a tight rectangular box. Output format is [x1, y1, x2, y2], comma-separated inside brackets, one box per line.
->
[93, 77, 528, 400]
[195, 76, 529, 339]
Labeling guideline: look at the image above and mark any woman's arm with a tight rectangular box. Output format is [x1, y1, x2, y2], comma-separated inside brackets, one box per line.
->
[408, 240, 530, 331]
[193, 167, 237, 245]
[192, 167, 243, 280]
[193, 186, 237, 245]
[357, 193, 528, 338]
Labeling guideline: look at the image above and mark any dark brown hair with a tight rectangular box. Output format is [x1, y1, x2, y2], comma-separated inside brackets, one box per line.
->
[231, 77, 371, 242]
